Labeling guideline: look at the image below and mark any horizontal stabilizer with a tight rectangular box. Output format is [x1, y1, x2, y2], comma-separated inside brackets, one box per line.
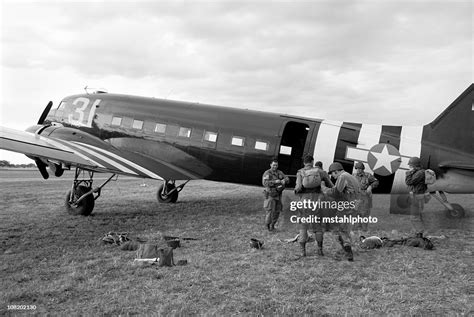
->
[438, 161, 474, 171]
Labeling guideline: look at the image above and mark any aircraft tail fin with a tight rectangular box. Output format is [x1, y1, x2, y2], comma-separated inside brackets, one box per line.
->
[425, 84, 473, 154]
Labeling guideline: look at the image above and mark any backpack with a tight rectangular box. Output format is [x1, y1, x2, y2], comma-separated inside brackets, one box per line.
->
[301, 168, 322, 189]
[425, 169, 436, 185]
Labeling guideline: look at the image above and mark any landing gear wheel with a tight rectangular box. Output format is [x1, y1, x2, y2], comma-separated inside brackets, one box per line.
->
[65, 185, 95, 216]
[446, 203, 465, 219]
[157, 183, 179, 203]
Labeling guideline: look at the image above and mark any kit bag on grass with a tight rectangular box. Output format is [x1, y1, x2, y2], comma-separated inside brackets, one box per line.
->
[302, 168, 322, 189]
[136, 243, 174, 267]
[136, 243, 159, 259]
[157, 247, 175, 267]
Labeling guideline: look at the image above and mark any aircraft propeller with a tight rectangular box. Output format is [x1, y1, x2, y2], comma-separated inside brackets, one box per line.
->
[33, 100, 63, 179]
[37, 101, 53, 125]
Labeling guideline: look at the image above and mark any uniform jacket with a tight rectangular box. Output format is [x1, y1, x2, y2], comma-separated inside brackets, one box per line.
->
[405, 168, 427, 194]
[326, 171, 361, 201]
[262, 169, 289, 197]
[295, 166, 333, 194]
[353, 171, 379, 191]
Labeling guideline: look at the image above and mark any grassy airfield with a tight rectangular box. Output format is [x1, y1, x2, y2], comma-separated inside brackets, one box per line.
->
[0, 169, 473, 315]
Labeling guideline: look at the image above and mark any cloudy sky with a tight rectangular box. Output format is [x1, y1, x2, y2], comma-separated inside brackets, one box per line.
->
[1, 0, 472, 163]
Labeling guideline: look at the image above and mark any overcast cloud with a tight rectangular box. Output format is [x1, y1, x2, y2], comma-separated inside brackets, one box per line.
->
[1, 0, 472, 163]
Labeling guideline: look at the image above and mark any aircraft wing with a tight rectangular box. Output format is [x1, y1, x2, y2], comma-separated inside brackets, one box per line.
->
[1, 126, 96, 166]
[0, 126, 163, 179]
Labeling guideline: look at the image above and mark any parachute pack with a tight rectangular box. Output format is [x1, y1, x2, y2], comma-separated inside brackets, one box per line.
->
[425, 169, 436, 185]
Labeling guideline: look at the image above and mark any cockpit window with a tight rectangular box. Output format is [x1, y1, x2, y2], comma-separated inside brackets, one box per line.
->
[57, 101, 66, 110]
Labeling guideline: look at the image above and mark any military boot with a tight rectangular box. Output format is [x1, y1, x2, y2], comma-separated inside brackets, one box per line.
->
[317, 241, 324, 256]
[337, 234, 345, 247]
[316, 232, 324, 256]
[343, 244, 354, 262]
[299, 242, 306, 257]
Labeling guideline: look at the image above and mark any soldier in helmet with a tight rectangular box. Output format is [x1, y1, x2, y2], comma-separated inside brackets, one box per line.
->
[262, 158, 289, 231]
[294, 155, 333, 257]
[405, 156, 427, 233]
[353, 162, 379, 232]
[314, 161, 334, 234]
[322, 162, 361, 261]
[315, 161, 332, 182]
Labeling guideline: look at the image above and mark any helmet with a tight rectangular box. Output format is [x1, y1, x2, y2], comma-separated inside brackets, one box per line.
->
[355, 162, 365, 170]
[250, 238, 264, 249]
[408, 157, 422, 167]
[328, 162, 344, 173]
[303, 155, 314, 164]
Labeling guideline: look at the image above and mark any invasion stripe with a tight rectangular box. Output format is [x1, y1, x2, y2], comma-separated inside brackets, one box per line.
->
[352, 124, 382, 173]
[376, 125, 402, 193]
[334, 122, 362, 172]
[398, 126, 424, 170]
[313, 120, 343, 171]
[391, 126, 423, 194]
[45, 138, 105, 168]
[307, 121, 322, 155]
[379, 125, 402, 147]
[75, 142, 163, 180]
[56, 141, 139, 175]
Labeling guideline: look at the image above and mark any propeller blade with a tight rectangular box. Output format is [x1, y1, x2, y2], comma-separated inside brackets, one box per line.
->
[34, 158, 49, 179]
[37, 101, 53, 125]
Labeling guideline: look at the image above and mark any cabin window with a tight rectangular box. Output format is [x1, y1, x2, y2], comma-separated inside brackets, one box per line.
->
[132, 119, 143, 130]
[154, 123, 167, 134]
[231, 136, 245, 147]
[111, 116, 122, 126]
[279, 145, 292, 155]
[178, 127, 192, 138]
[204, 131, 218, 143]
[255, 140, 268, 151]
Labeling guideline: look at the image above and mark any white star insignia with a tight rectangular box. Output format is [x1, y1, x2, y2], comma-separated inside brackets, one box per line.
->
[371, 145, 400, 173]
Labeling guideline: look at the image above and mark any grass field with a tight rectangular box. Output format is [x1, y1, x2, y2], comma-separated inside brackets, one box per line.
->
[1, 169, 473, 315]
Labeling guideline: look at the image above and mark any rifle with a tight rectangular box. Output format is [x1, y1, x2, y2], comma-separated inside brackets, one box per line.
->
[163, 235, 201, 241]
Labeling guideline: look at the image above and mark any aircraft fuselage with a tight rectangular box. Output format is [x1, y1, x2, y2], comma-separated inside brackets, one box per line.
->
[40, 88, 473, 201]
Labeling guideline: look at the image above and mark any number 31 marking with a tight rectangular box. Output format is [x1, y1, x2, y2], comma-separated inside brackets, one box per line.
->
[68, 97, 101, 127]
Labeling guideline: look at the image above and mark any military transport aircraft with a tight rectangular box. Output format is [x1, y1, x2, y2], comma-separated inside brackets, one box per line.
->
[1, 84, 473, 217]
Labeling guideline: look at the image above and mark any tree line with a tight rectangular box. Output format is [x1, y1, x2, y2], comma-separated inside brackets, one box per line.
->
[0, 160, 36, 168]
